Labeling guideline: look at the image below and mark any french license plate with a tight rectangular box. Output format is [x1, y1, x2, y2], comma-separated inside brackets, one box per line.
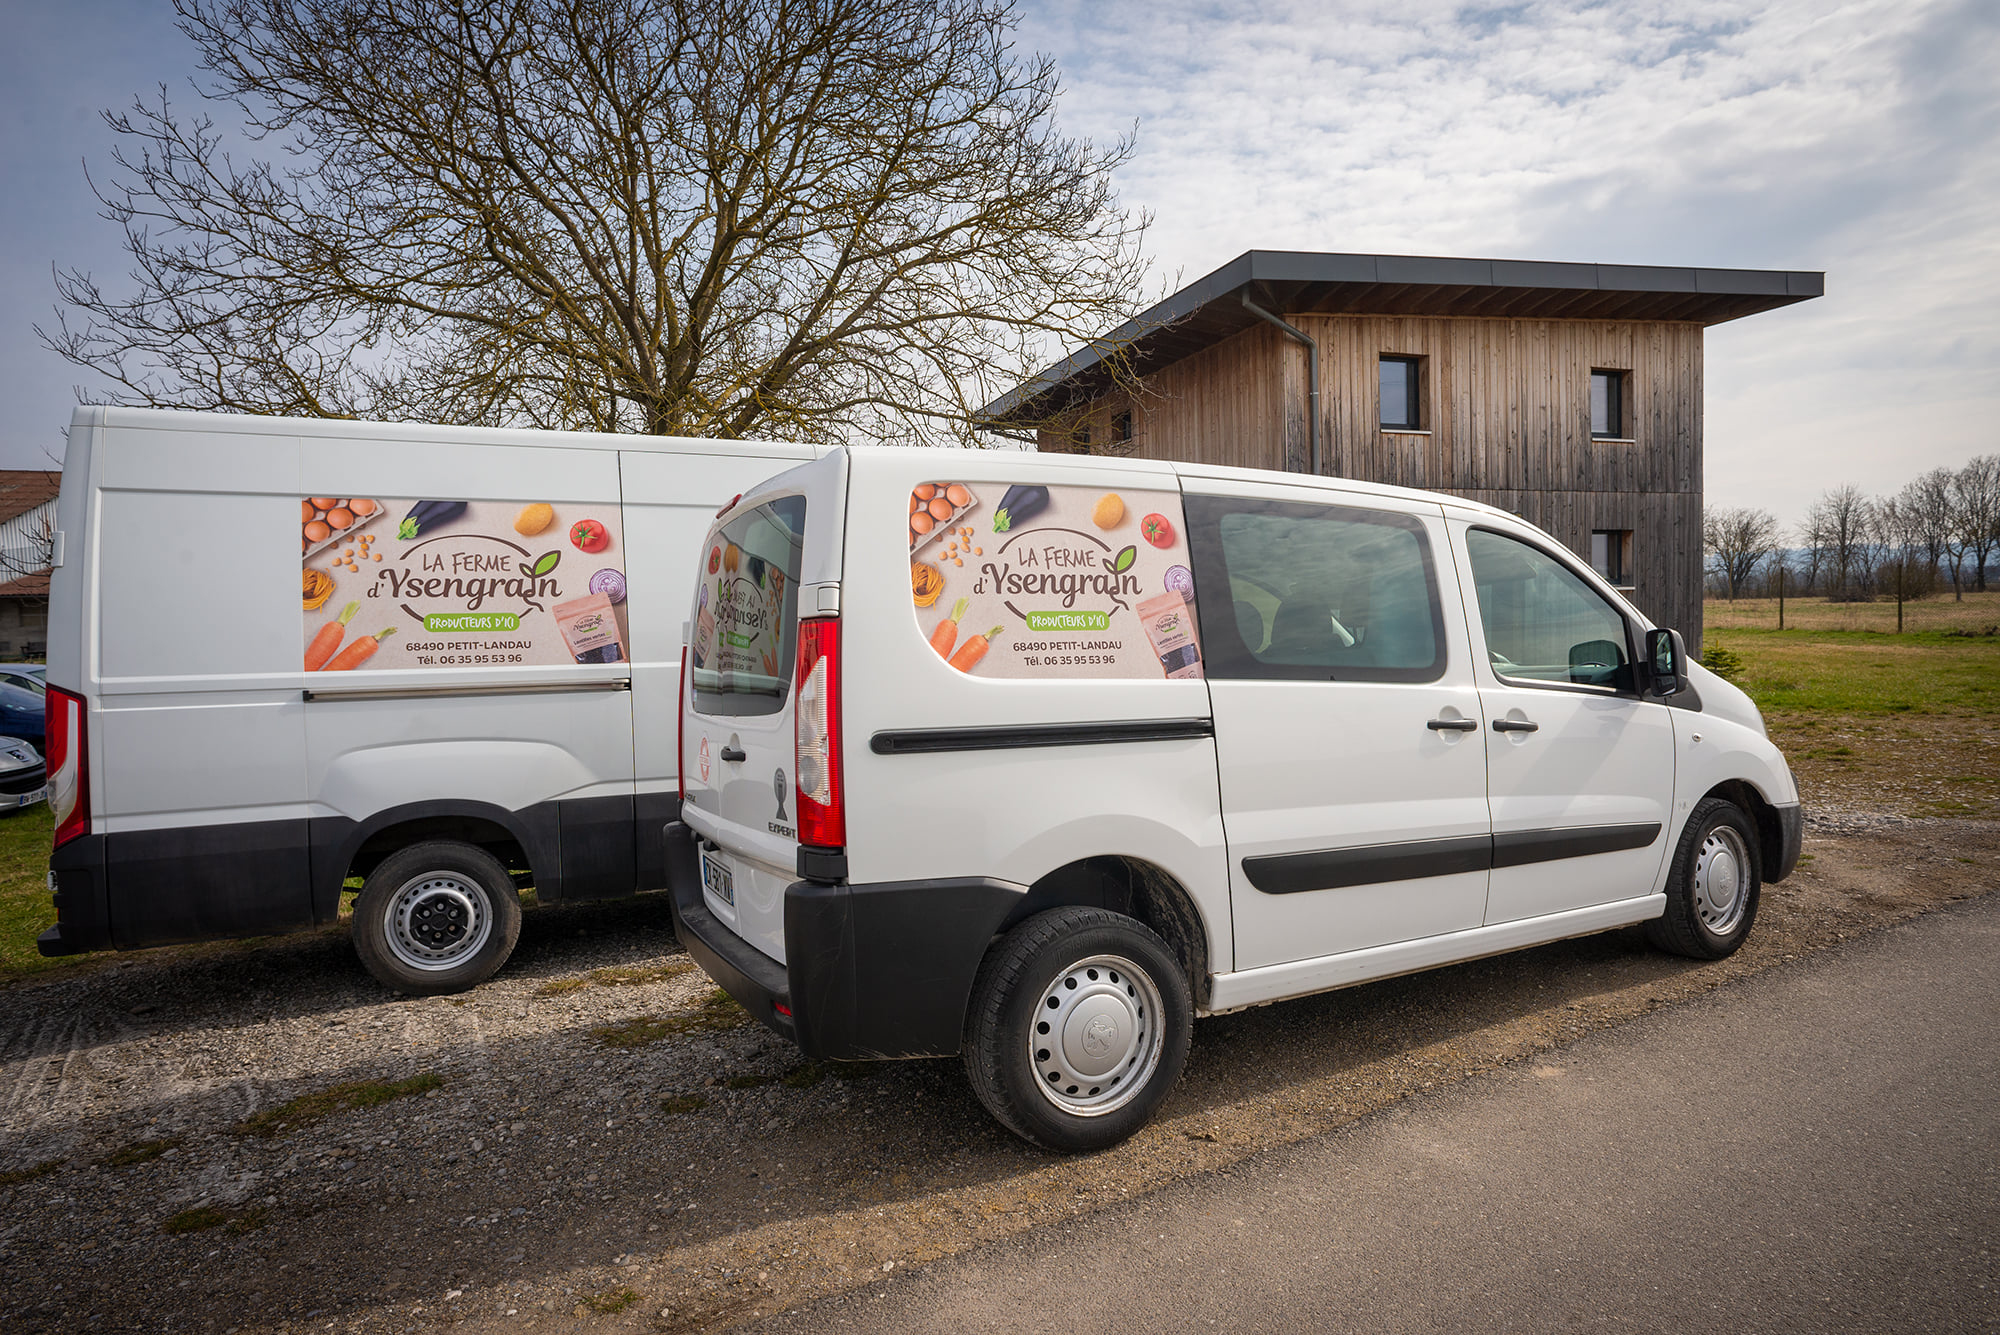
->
[9, 787, 44, 809]
[700, 850, 735, 906]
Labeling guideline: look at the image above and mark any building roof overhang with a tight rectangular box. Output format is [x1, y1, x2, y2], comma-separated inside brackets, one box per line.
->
[980, 249, 1823, 425]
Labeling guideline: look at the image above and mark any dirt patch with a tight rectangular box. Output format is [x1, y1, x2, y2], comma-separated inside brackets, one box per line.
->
[0, 812, 1994, 1333]
[1773, 709, 2000, 821]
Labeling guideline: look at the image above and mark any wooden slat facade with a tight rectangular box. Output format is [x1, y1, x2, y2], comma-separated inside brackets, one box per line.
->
[1041, 313, 1707, 644]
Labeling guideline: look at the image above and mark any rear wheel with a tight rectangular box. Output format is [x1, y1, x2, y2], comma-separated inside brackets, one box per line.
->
[352, 841, 522, 994]
[963, 907, 1192, 1152]
[1647, 797, 1761, 960]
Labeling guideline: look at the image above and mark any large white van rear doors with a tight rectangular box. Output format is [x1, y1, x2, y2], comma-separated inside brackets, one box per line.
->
[680, 492, 810, 962]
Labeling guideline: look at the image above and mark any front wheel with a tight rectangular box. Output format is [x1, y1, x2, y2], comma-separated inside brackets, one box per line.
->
[352, 840, 523, 994]
[963, 907, 1192, 1152]
[1647, 797, 1761, 960]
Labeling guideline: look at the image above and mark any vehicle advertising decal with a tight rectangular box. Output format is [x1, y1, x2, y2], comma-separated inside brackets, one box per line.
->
[689, 528, 790, 681]
[299, 496, 627, 671]
[908, 480, 1203, 679]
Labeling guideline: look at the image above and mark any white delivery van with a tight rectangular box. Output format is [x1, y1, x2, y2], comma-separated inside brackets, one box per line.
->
[40, 407, 820, 992]
[668, 447, 1803, 1150]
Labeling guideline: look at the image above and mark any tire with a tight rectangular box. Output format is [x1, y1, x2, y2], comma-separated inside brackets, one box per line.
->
[352, 840, 523, 995]
[1646, 797, 1761, 960]
[963, 907, 1192, 1153]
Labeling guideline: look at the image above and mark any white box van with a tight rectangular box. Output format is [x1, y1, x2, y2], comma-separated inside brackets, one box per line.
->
[39, 407, 818, 992]
[669, 447, 1803, 1150]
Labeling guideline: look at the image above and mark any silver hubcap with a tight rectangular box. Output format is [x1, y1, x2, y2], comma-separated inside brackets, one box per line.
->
[1029, 954, 1164, 1117]
[383, 872, 492, 972]
[1692, 825, 1751, 937]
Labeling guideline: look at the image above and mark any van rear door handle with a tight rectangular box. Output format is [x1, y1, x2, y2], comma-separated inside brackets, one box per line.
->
[1492, 718, 1539, 733]
[719, 746, 748, 762]
[1426, 717, 1478, 732]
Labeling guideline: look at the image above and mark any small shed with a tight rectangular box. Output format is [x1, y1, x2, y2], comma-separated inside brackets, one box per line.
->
[979, 251, 1822, 644]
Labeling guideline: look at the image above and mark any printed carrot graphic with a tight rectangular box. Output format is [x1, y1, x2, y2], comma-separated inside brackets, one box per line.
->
[323, 627, 397, 672]
[305, 601, 359, 671]
[929, 597, 969, 659]
[947, 626, 1003, 674]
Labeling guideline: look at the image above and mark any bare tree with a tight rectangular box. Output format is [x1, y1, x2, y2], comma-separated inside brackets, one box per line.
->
[1703, 505, 1779, 601]
[1898, 467, 1957, 598]
[1801, 485, 1875, 600]
[39, 0, 1150, 443]
[1873, 492, 1936, 628]
[1952, 455, 2000, 593]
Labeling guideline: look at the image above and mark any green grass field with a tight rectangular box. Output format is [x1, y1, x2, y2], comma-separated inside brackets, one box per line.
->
[0, 804, 60, 981]
[1705, 627, 2000, 718]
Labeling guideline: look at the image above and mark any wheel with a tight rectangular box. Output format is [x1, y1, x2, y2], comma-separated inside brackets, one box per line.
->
[963, 907, 1192, 1152]
[1647, 797, 1761, 960]
[352, 841, 523, 994]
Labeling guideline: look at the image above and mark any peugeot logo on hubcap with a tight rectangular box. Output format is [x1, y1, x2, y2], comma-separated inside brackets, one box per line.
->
[1081, 1014, 1119, 1059]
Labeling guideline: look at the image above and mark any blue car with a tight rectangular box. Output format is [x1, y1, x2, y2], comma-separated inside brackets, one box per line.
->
[0, 681, 44, 750]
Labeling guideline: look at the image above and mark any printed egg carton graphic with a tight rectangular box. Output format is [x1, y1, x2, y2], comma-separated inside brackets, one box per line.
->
[909, 481, 979, 556]
[301, 497, 388, 562]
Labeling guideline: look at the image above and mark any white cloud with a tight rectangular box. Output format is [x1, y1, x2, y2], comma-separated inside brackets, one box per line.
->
[1019, 0, 2000, 526]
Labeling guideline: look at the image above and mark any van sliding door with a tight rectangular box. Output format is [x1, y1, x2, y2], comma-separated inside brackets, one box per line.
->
[1189, 488, 1490, 971]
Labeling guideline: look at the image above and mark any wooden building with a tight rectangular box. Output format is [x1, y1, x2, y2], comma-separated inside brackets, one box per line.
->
[978, 251, 1822, 645]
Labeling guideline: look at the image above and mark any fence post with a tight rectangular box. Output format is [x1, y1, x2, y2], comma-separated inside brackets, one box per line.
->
[1777, 565, 1786, 631]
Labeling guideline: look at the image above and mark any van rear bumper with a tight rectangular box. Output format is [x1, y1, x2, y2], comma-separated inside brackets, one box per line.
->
[663, 821, 797, 1041]
[40, 833, 111, 955]
[664, 822, 1026, 1059]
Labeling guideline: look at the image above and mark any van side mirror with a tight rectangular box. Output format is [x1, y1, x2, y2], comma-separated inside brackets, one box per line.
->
[1645, 628, 1688, 697]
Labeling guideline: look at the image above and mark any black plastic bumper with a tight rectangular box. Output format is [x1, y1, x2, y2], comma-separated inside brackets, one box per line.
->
[39, 832, 110, 956]
[1771, 802, 1804, 883]
[663, 821, 1025, 1060]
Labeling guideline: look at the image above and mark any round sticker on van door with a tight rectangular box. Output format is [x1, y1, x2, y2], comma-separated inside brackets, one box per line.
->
[904, 480, 1203, 680]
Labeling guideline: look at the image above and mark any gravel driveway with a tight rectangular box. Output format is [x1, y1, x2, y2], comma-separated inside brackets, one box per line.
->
[2, 814, 1994, 1334]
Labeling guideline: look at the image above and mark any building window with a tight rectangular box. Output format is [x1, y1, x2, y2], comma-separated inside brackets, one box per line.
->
[1591, 369, 1628, 439]
[1111, 411, 1132, 446]
[1590, 530, 1633, 586]
[1379, 356, 1422, 430]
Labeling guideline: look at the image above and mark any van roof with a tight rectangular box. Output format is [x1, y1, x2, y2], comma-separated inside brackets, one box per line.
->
[829, 444, 1519, 523]
[72, 406, 822, 461]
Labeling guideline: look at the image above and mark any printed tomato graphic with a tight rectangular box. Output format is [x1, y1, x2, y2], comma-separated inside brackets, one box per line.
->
[707, 544, 722, 575]
[570, 519, 611, 553]
[1140, 513, 1177, 548]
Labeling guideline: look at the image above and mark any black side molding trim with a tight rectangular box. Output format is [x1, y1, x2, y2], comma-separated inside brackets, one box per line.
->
[1243, 835, 1492, 895]
[1491, 822, 1661, 868]
[1245, 822, 1665, 895]
[870, 717, 1214, 756]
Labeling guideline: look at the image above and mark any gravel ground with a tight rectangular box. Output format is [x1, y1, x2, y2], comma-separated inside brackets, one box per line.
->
[1, 812, 1995, 1335]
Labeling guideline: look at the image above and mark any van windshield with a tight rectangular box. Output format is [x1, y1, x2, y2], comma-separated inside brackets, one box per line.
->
[690, 495, 805, 717]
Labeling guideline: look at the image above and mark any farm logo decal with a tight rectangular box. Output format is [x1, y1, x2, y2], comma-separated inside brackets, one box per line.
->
[982, 528, 1142, 629]
[903, 481, 1203, 680]
[299, 496, 628, 671]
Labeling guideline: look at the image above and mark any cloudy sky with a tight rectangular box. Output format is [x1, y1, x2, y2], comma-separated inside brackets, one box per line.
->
[1, 0, 1994, 527]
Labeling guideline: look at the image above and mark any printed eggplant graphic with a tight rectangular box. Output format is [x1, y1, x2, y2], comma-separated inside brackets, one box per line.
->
[399, 500, 469, 541]
[991, 484, 1050, 533]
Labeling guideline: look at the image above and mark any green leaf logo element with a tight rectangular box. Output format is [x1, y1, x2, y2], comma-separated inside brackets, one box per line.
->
[1109, 545, 1137, 575]
[530, 550, 562, 578]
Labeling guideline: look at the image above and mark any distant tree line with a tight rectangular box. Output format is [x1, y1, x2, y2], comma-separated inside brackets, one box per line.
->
[1704, 456, 2000, 602]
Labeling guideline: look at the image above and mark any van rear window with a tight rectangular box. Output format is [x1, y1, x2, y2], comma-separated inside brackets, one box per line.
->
[690, 496, 805, 716]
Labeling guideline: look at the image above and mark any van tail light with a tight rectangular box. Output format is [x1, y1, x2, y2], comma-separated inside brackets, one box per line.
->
[794, 617, 844, 849]
[677, 646, 689, 804]
[47, 686, 88, 849]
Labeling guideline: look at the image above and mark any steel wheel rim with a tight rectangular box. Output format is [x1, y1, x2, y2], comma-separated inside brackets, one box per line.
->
[383, 872, 492, 972]
[1028, 953, 1164, 1118]
[1692, 825, 1751, 937]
